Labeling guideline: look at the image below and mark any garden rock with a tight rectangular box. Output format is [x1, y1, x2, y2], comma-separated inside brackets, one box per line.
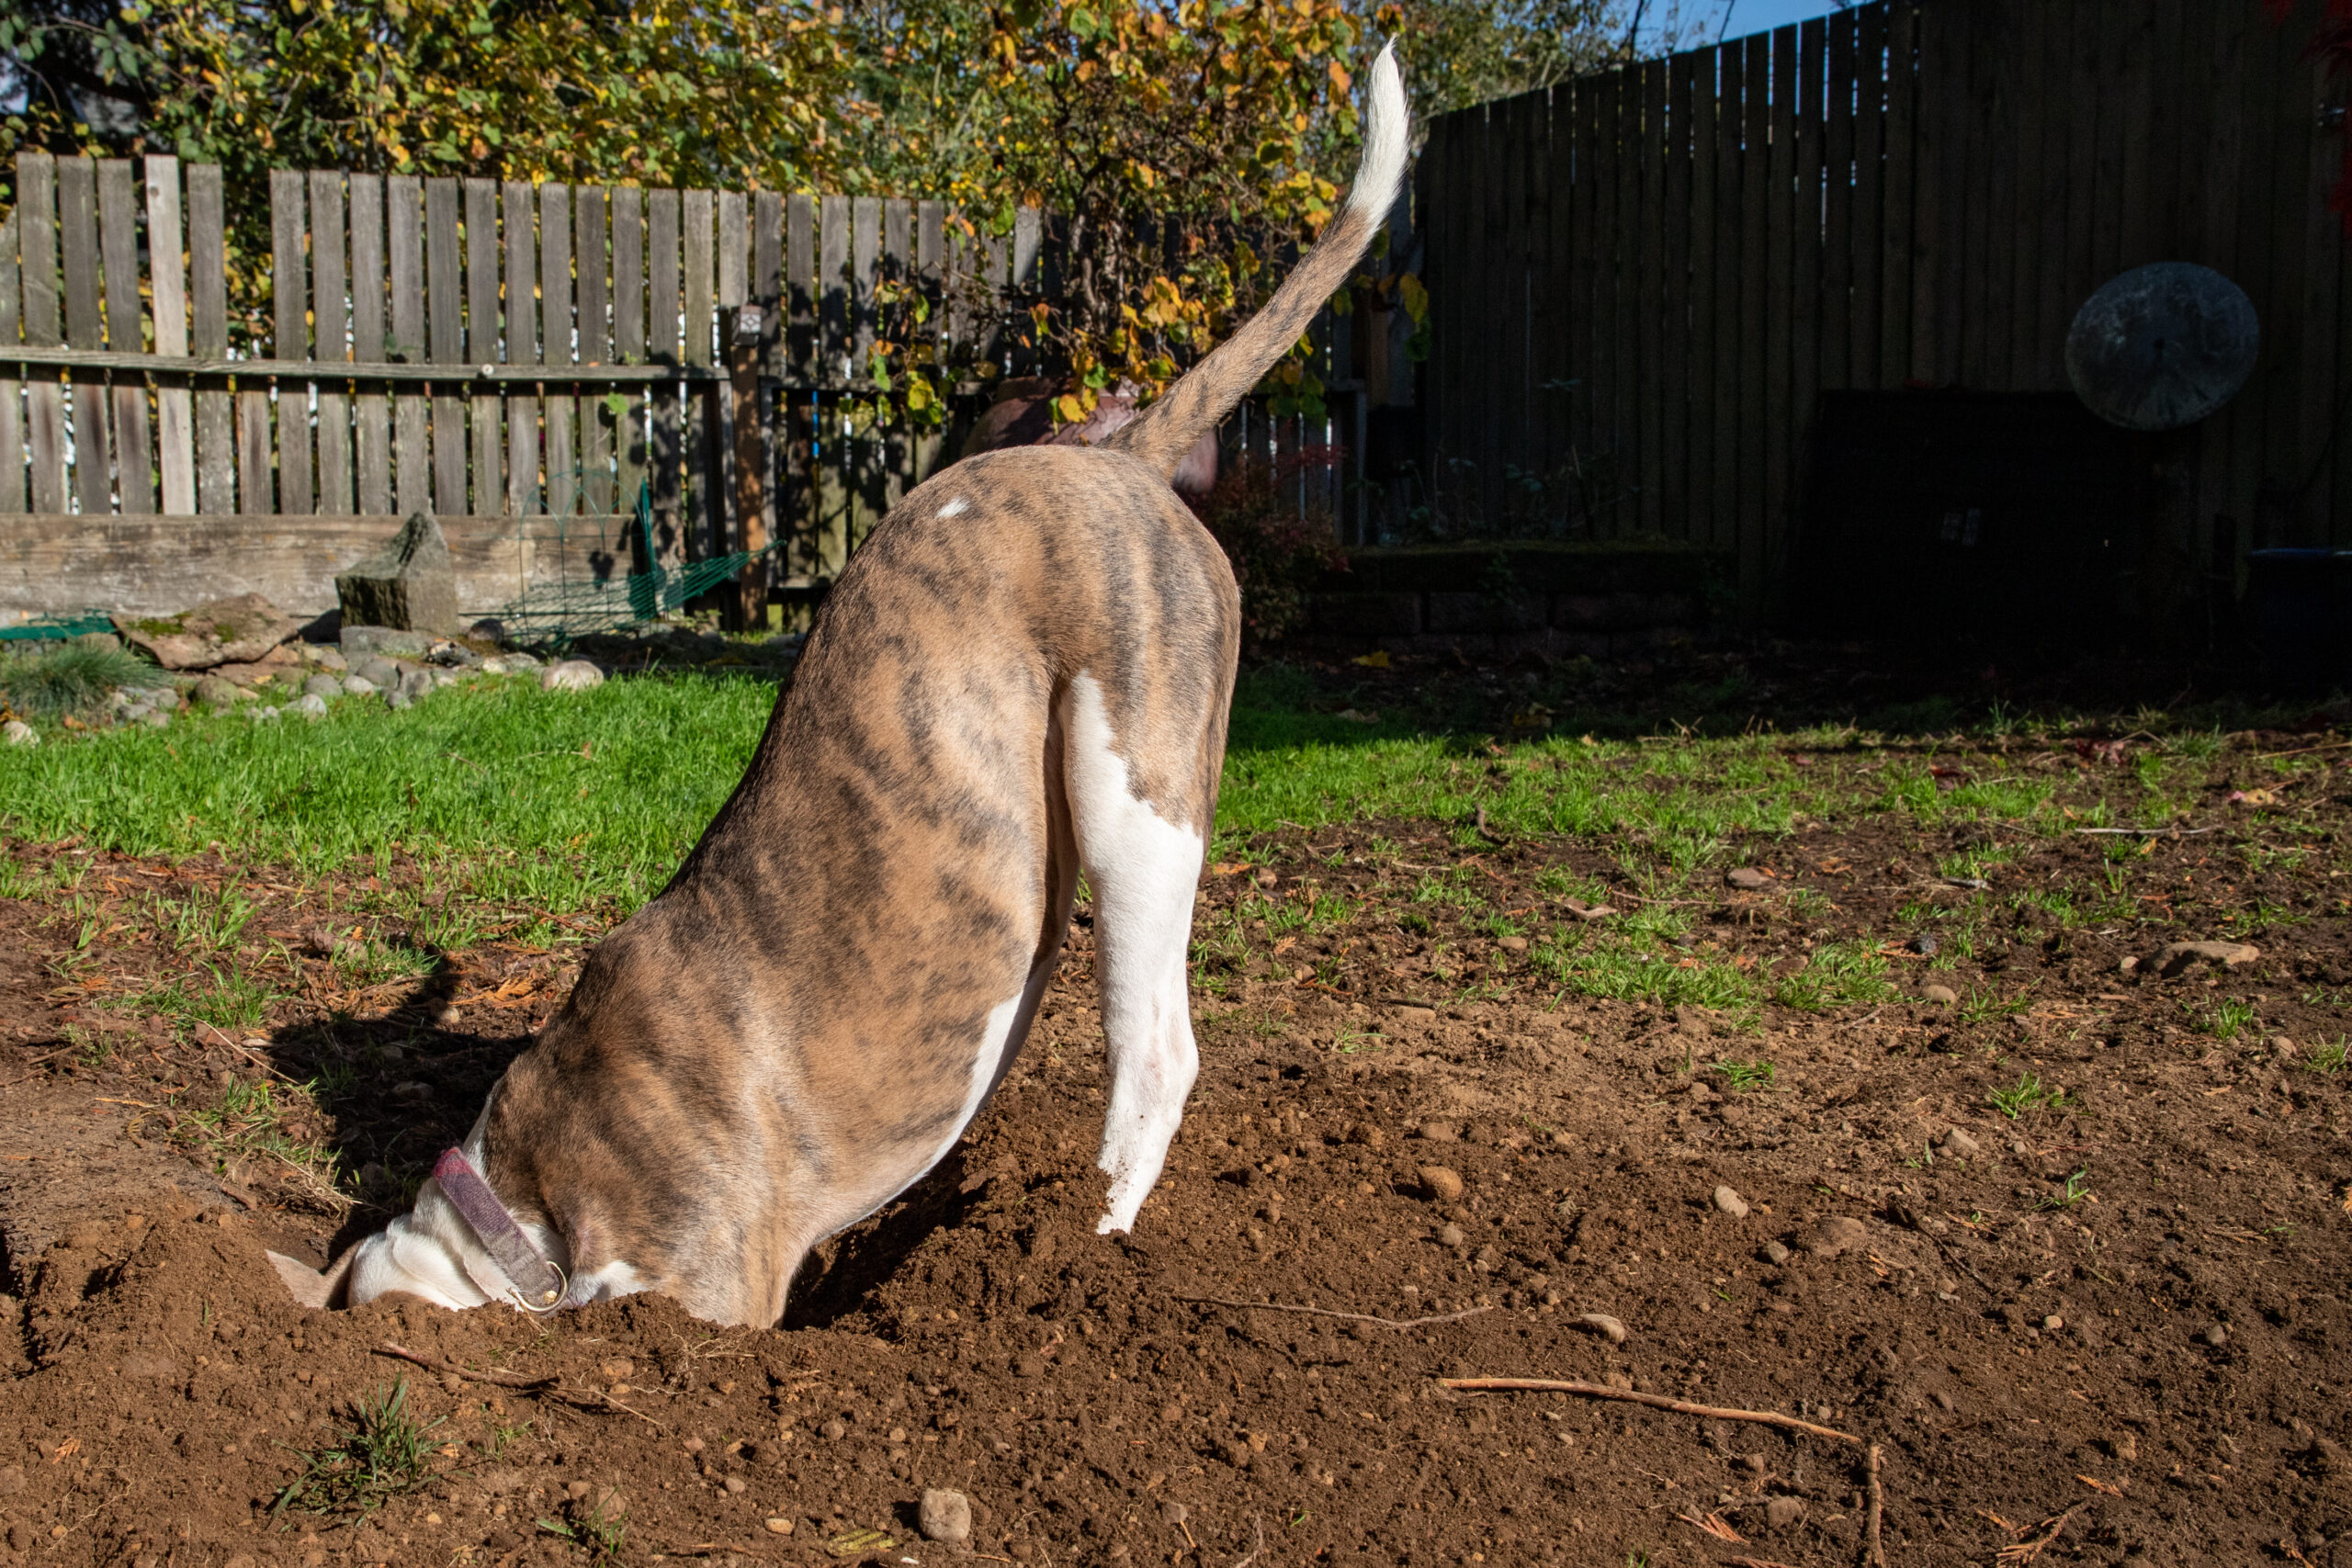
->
[1937, 1126, 1981, 1157]
[1572, 1313, 1627, 1344]
[543, 660, 605, 692]
[292, 694, 329, 720]
[340, 626, 431, 660]
[1724, 867, 1772, 890]
[113, 593, 300, 670]
[303, 674, 343, 700]
[190, 675, 253, 707]
[2154, 941, 2260, 977]
[396, 669, 435, 705]
[1713, 1185, 1750, 1218]
[2, 720, 35, 747]
[353, 656, 400, 689]
[1797, 1215, 1869, 1258]
[1922, 983, 1959, 1005]
[917, 1489, 973, 1544]
[335, 511, 458, 635]
[341, 675, 379, 697]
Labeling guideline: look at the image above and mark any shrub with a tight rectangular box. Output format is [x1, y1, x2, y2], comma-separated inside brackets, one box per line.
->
[1190, 446, 1348, 649]
[0, 635, 153, 719]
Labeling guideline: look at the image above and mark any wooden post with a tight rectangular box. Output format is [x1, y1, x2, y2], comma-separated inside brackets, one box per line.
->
[59, 157, 114, 515]
[727, 302, 769, 631]
[349, 174, 391, 514]
[97, 159, 153, 514]
[188, 164, 234, 514]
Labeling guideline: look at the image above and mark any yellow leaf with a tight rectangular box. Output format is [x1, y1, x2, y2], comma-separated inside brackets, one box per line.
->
[1350, 650, 1389, 668]
[1055, 393, 1084, 423]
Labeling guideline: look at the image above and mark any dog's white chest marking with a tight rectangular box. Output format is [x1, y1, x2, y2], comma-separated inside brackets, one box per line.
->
[1063, 672, 1204, 1235]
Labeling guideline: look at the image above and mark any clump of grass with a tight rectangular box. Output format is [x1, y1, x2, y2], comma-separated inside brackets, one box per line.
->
[540, 1496, 629, 1565]
[0, 637, 154, 718]
[2202, 998, 2257, 1040]
[2037, 1168, 2094, 1211]
[2301, 1037, 2348, 1075]
[1987, 1072, 2069, 1120]
[271, 1378, 444, 1523]
[1771, 942, 1900, 1012]
[1714, 1059, 1777, 1092]
[1957, 986, 2032, 1026]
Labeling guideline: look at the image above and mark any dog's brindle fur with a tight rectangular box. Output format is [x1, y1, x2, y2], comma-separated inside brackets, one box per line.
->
[277, 47, 1408, 1325]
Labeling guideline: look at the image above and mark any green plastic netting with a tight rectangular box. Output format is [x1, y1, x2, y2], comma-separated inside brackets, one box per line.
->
[488, 481, 778, 643]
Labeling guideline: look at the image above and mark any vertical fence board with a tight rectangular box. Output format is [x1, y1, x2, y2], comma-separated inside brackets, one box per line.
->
[612, 185, 646, 527]
[2027, 0, 2075, 388]
[60, 159, 114, 514]
[349, 175, 390, 515]
[1881, 0, 1917, 386]
[579, 186, 615, 517]
[1764, 28, 1797, 593]
[1687, 62, 1718, 542]
[1662, 59, 1694, 541]
[503, 182, 540, 521]
[389, 176, 429, 514]
[311, 170, 352, 514]
[18, 155, 66, 513]
[427, 178, 466, 513]
[541, 184, 577, 520]
[1738, 36, 1770, 596]
[1713, 39, 1746, 552]
[1959, 4, 2000, 388]
[96, 160, 153, 514]
[1567, 84, 1599, 479]
[1637, 62, 1668, 537]
[268, 169, 309, 514]
[647, 188, 681, 558]
[192, 166, 240, 511]
[464, 179, 502, 516]
[1850, 5, 1886, 385]
[1822, 14, 1854, 393]
[684, 189, 717, 558]
[819, 195, 850, 387]
[1792, 18, 1825, 485]
[0, 214, 21, 514]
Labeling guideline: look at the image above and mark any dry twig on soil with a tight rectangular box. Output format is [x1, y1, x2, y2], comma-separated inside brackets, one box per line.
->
[1174, 1294, 1494, 1330]
[1439, 1378, 1861, 1444]
[1864, 1442, 1886, 1567]
[375, 1343, 554, 1389]
[1995, 1507, 2078, 1566]
[1724, 1559, 1801, 1568]
[1677, 1509, 1747, 1543]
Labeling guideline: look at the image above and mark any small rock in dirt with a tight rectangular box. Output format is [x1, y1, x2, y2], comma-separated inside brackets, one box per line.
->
[723, 1476, 748, 1495]
[2202, 1325, 2229, 1348]
[1419, 1166, 1464, 1201]
[1713, 1185, 1750, 1219]
[1573, 1313, 1627, 1344]
[543, 660, 605, 692]
[918, 1489, 973, 1544]
[600, 1359, 634, 1381]
[1724, 867, 1772, 890]
[2154, 940, 2260, 977]
[2, 720, 35, 747]
[1602, 1371, 1634, 1392]
[1497, 935, 1529, 953]
[292, 693, 328, 719]
[1345, 1122, 1386, 1149]
[302, 673, 344, 699]
[483, 1531, 524, 1552]
[1765, 1495, 1805, 1530]
[1938, 1126, 1981, 1157]
[764, 1516, 795, 1535]
[565, 1480, 594, 1500]
[820, 1419, 847, 1440]
[1909, 933, 1939, 956]
[1798, 1215, 1869, 1258]
[6, 1522, 27, 1551]
[0, 1465, 23, 1495]
[1762, 1240, 1790, 1267]
[191, 675, 252, 706]
[341, 675, 379, 697]
[2271, 1035, 2299, 1057]
[1435, 1224, 1466, 1248]
[1016, 1355, 1046, 1377]
[2118, 954, 2139, 972]
[1416, 1121, 1459, 1144]
[1921, 983, 1959, 1005]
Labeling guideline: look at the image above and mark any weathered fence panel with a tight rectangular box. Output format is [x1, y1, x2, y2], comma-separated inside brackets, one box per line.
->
[0, 152, 1386, 621]
[1414, 0, 2351, 611]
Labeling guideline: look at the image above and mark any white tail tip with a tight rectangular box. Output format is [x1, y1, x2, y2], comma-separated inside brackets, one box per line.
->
[1346, 40, 1410, 224]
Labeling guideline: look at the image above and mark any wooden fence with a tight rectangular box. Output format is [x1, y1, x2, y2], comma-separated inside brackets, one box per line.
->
[0, 152, 1391, 623]
[1414, 0, 2348, 617]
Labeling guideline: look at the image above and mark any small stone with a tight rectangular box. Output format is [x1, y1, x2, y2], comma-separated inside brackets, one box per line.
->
[249, 704, 282, 722]
[600, 1359, 634, 1381]
[1497, 935, 1529, 953]
[2270, 1035, 2299, 1057]
[1573, 1313, 1627, 1344]
[1798, 1215, 1869, 1258]
[1602, 1371, 1634, 1392]
[1922, 983, 1959, 1005]
[1416, 1120, 1459, 1144]
[723, 1476, 748, 1495]
[1419, 1166, 1464, 1201]
[2153, 940, 2261, 977]
[5, 1522, 26, 1551]
[566, 1480, 593, 1500]
[292, 693, 329, 719]
[1908, 932, 1939, 956]
[1345, 1122, 1386, 1149]
[2202, 1324, 2228, 1348]
[2118, 954, 2139, 972]
[1724, 867, 1772, 890]
[542, 660, 605, 692]
[303, 673, 344, 699]
[340, 675, 379, 696]
[918, 1488, 973, 1545]
[191, 675, 253, 706]
[1712, 1185, 1750, 1219]
[1764, 1495, 1805, 1530]
[683, 1438, 706, 1454]
[1762, 1240, 1791, 1267]
[2043, 1314, 2064, 1331]
[763, 1517, 795, 1536]
[1435, 1224, 1466, 1247]
[2, 719, 35, 747]
[820, 1418, 847, 1440]
[1937, 1126, 1981, 1157]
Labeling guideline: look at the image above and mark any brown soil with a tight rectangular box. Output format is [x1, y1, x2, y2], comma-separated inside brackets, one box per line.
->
[0, 684, 2348, 1568]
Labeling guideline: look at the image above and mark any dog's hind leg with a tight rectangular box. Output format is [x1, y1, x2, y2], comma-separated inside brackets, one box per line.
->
[1062, 673, 1205, 1235]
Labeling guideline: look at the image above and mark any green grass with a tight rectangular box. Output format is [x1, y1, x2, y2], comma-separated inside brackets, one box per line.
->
[0, 637, 156, 717]
[1714, 1059, 1776, 1092]
[2302, 1037, 2348, 1075]
[271, 1378, 444, 1523]
[1770, 942, 1899, 1012]
[2038, 1168, 2094, 1211]
[1986, 1072, 2069, 1120]
[2202, 998, 2258, 1040]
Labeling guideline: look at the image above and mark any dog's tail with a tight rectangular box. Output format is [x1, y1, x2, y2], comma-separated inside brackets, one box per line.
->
[1104, 40, 1408, 481]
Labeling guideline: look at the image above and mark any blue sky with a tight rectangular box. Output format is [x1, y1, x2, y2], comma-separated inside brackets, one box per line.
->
[1634, 0, 1856, 54]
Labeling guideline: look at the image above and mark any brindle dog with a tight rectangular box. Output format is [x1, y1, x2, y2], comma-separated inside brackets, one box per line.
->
[275, 45, 1409, 1325]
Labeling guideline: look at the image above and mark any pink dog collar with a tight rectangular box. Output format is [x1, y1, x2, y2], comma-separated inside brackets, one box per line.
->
[431, 1147, 569, 1311]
